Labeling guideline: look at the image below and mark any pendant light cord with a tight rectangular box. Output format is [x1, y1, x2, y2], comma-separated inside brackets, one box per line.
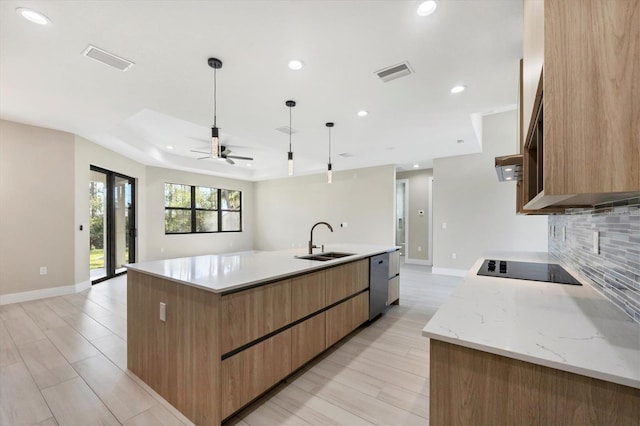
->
[289, 106, 292, 152]
[328, 127, 332, 163]
[213, 67, 217, 128]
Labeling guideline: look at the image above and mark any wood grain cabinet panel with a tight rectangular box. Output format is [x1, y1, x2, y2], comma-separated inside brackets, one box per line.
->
[325, 292, 369, 348]
[291, 313, 326, 371]
[522, 0, 544, 143]
[325, 260, 369, 306]
[388, 250, 400, 278]
[221, 330, 291, 420]
[220, 279, 291, 354]
[387, 276, 399, 306]
[291, 270, 326, 321]
[430, 339, 640, 426]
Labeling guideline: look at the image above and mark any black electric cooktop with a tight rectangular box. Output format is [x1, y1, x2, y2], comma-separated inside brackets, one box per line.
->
[477, 259, 582, 285]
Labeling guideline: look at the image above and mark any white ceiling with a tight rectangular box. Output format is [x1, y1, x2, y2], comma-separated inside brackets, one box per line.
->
[0, 0, 522, 181]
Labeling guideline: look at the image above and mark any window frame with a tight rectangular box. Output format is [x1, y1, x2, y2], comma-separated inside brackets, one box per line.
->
[164, 183, 242, 234]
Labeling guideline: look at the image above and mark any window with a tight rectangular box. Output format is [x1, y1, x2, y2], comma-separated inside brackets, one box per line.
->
[164, 183, 242, 234]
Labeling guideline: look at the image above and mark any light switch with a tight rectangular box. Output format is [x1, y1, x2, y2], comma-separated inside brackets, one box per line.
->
[442, 222, 447, 229]
[159, 302, 166, 322]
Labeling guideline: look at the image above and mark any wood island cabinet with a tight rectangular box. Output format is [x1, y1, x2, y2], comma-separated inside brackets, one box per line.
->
[128, 258, 372, 425]
[519, 0, 640, 211]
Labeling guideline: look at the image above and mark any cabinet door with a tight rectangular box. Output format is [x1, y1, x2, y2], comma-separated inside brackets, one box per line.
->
[291, 313, 326, 371]
[220, 279, 291, 354]
[388, 250, 400, 278]
[221, 330, 291, 419]
[325, 260, 369, 306]
[522, 0, 544, 142]
[291, 270, 325, 321]
[388, 276, 399, 305]
[326, 292, 369, 347]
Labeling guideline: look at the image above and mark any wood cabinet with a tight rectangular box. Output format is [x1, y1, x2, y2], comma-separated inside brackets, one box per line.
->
[325, 259, 368, 305]
[430, 339, 640, 425]
[291, 270, 325, 321]
[220, 279, 291, 354]
[388, 250, 400, 278]
[221, 330, 291, 419]
[388, 276, 399, 306]
[291, 313, 326, 371]
[520, 0, 640, 210]
[326, 292, 369, 347]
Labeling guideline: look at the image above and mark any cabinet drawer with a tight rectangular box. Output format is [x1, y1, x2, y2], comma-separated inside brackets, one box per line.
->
[221, 330, 291, 419]
[388, 276, 399, 305]
[326, 292, 369, 347]
[325, 260, 369, 306]
[291, 270, 326, 321]
[291, 313, 326, 371]
[220, 279, 291, 354]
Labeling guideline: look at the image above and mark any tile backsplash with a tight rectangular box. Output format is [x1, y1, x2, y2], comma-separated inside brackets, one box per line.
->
[549, 199, 640, 323]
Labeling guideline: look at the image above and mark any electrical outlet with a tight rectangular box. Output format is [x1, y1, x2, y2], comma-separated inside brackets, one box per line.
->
[451, 253, 457, 260]
[39, 266, 47, 275]
[159, 302, 166, 322]
[592, 231, 599, 254]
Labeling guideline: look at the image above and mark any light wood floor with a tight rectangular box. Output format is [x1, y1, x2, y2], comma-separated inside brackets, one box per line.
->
[0, 262, 460, 426]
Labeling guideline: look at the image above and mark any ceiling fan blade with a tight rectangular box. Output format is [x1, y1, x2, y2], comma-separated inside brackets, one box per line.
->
[191, 150, 210, 154]
[226, 158, 235, 165]
[226, 155, 253, 161]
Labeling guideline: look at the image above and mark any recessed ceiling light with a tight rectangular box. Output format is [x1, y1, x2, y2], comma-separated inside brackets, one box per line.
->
[246, 163, 252, 167]
[357, 110, 368, 117]
[166, 145, 174, 150]
[417, 1, 438, 16]
[413, 164, 420, 168]
[16, 7, 50, 25]
[450, 85, 466, 94]
[288, 60, 304, 70]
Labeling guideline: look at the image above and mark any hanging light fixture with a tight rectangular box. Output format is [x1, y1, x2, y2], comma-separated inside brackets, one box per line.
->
[208, 57, 223, 158]
[326, 122, 334, 184]
[286, 100, 296, 175]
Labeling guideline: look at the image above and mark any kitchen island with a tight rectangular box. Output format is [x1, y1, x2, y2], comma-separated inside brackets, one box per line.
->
[422, 252, 640, 425]
[126, 245, 399, 425]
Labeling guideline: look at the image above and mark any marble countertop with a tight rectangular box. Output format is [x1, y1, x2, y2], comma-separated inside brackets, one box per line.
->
[422, 251, 640, 389]
[126, 244, 397, 294]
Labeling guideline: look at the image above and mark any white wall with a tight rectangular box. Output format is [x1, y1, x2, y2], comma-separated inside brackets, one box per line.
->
[0, 120, 75, 297]
[432, 110, 548, 274]
[254, 165, 396, 251]
[145, 166, 254, 260]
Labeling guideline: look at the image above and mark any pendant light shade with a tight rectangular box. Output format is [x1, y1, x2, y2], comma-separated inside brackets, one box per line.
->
[209, 57, 223, 159]
[286, 100, 296, 176]
[326, 122, 334, 184]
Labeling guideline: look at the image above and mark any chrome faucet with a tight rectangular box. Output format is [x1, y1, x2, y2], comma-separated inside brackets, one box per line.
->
[309, 221, 333, 254]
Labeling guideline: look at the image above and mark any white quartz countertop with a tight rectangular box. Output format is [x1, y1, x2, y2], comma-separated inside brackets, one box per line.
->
[422, 252, 640, 389]
[126, 244, 397, 294]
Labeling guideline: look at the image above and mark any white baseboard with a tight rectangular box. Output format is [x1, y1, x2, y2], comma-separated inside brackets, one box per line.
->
[404, 257, 432, 266]
[0, 280, 91, 305]
[431, 267, 467, 277]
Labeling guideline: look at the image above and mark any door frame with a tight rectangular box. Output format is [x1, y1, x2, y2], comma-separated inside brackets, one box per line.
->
[90, 165, 136, 284]
[395, 179, 409, 256]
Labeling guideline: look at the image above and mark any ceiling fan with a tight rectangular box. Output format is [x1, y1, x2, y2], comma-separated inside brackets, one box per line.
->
[191, 145, 254, 165]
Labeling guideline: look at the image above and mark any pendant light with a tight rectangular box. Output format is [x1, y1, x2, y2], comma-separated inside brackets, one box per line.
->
[326, 122, 334, 184]
[286, 100, 296, 175]
[208, 57, 223, 158]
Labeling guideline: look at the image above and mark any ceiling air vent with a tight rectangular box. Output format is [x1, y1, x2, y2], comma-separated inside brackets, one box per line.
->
[82, 45, 134, 72]
[275, 126, 298, 135]
[375, 61, 413, 83]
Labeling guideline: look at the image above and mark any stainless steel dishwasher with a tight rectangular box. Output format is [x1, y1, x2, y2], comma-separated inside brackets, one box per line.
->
[369, 253, 389, 320]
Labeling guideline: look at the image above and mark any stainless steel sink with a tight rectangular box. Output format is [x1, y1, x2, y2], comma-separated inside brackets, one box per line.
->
[295, 252, 355, 261]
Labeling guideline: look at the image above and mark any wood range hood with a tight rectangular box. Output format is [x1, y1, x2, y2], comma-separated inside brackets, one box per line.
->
[494, 154, 523, 182]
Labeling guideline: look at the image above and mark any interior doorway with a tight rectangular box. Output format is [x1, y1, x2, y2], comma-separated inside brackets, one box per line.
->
[89, 166, 136, 284]
[395, 179, 409, 256]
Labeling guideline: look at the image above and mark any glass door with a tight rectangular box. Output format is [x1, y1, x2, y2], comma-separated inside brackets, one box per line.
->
[90, 166, 136, 284]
